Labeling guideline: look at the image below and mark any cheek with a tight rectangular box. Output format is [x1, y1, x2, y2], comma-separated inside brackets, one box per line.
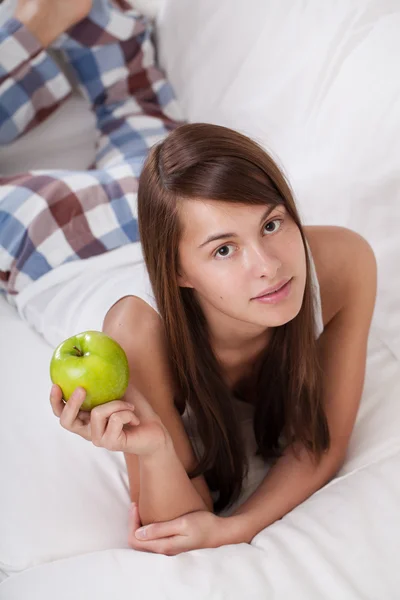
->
[194, 265, 245, 308]
[289, 239, 308, 297]
[201, 268, 231, 299]
[283, 228, 306, 270]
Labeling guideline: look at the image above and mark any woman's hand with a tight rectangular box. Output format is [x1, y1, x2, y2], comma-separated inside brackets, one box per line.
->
[50, 384, 169, 456]
[127, 503, 233, 556]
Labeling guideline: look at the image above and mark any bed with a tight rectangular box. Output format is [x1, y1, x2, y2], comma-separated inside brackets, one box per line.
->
[1, 0, 400, 598]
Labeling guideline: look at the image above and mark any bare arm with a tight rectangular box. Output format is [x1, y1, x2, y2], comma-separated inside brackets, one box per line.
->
[227, 231, 377, 542]
[137, 436, 209, 525]
[103, 296, 213, 525]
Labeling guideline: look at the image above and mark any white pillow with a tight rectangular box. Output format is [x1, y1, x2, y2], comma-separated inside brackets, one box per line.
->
[156, 0, 400, 359]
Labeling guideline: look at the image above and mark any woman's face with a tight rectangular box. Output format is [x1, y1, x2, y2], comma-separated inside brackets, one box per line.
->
[177, 199, 307, 339]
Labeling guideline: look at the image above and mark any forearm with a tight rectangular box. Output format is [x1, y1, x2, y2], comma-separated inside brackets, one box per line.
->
[138, 436, 209, 526]
[229, 442, 344, 543]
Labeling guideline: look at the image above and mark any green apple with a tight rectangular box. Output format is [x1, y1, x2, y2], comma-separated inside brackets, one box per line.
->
[50, 330, 130, 411]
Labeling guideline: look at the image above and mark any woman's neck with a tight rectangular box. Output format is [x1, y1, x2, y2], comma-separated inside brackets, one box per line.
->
[199, 299, 273, 393]
[215, 331, 271, 391]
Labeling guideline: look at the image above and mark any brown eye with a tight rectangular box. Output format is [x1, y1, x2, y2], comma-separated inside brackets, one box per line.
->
[264, 219, 282, 234]
[214, 244, 235, 259]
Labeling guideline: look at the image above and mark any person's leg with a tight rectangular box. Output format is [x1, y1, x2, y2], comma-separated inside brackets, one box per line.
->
[0, 0, 93, 144]
[0, 17, 72, 144]
[0, 0, 184, 303]
[54, 0, 185, 169]
[0, 161, 140, 302]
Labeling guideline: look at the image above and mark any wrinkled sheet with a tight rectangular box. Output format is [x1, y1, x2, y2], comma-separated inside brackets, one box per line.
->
[1, 295, 399, 598]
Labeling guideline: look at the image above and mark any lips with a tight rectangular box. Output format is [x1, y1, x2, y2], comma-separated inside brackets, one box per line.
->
[252, 277, 291, 299]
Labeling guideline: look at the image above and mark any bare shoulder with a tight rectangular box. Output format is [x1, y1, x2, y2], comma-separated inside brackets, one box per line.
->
[303, 225, 377, 327]
[102, 295, 163, 371]
[102, 294, 162, 344]
[102, 294, 169, 388]
[102, 295, 186, 415]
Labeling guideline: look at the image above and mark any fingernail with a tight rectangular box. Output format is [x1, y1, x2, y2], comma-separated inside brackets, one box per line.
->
[51, 384, 58, 394]
[129, 502, 136, 513]
[136, 527, 147, 539]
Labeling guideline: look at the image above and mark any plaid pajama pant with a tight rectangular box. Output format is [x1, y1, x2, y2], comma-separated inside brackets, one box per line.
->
[0, 0, 185, 304]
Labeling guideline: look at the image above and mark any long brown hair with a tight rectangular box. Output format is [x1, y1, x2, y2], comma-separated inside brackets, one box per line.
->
[137, 123, 330, 513]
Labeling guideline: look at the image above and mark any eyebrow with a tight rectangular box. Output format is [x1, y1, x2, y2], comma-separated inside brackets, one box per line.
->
[198, 205, 276, 249]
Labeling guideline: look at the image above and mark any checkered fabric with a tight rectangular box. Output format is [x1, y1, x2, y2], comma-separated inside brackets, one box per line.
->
[0, 17, 72, 144]
[0, 0, 184, 304]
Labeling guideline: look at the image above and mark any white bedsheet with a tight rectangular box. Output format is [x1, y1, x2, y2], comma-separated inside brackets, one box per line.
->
[1, 294, 400, 598]
[1, 454, 400, 600]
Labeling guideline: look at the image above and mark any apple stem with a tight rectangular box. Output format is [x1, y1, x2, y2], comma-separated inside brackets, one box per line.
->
[73, 345, 84, 357]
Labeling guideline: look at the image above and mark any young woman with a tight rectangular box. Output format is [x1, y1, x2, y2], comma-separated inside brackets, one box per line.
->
[50, 123, 377, 556]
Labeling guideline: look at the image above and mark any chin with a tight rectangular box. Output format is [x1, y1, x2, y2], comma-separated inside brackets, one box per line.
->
[256, 299, 303, 329]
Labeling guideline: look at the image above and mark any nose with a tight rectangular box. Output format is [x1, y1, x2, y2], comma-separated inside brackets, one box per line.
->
[246, 243, 282, 279]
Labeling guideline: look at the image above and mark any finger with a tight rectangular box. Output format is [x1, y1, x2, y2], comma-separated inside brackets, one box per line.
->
[75, 409, 91, 425]
[129, 535, 183, 556]
[59, 387, 87, 430]
[101, 410, 140, 448]
[50, 384, 64, 417]
[90, 401, 137, 443]
[135, 516, 185, 541]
